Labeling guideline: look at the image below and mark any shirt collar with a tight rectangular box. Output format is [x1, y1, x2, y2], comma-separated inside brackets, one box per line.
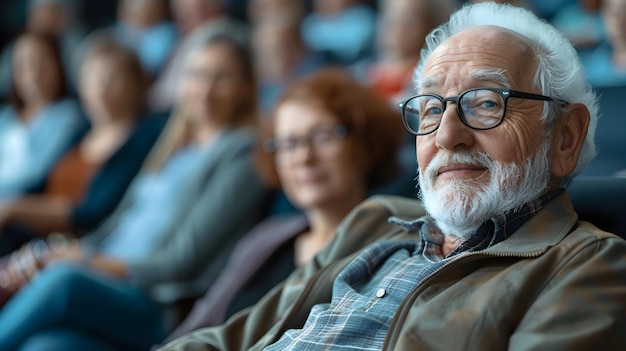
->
[389, 189, 563, 260]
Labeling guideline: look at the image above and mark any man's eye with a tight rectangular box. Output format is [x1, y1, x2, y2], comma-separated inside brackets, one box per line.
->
[423, 106, 442, 116]
[479, 100, 499, 108]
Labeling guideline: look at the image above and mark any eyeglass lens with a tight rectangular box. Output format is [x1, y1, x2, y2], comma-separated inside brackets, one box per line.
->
[273, 125, 347, 162]
[402, 89, 506, 134]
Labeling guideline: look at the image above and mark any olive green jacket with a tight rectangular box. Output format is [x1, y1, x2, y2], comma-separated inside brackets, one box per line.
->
[160, 192, 626, 351]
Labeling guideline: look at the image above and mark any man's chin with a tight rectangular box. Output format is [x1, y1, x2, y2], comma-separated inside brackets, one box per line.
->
[421, 185, 495, 239]
[434, 176, 488, 190]
[431, 194, 481, 219]
[432, 180, 485, 202]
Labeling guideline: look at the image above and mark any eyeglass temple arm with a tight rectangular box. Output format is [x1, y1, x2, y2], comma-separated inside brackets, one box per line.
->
[507, 90, 569, 105]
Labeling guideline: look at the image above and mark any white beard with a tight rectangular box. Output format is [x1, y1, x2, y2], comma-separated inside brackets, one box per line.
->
[418, 142, 551, 241]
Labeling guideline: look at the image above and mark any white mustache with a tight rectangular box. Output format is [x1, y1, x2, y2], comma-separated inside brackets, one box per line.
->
[423, 151, 494, 181]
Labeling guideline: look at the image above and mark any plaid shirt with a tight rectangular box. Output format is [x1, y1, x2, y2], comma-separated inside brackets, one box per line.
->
[263, 191, 560, 351]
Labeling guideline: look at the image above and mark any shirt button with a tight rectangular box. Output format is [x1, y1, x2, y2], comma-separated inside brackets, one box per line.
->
[376, 288, 386, 298]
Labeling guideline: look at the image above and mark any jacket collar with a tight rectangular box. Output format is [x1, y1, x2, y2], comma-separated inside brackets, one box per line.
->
[388, 192, 578, 257]
[482, 192, 578, 255]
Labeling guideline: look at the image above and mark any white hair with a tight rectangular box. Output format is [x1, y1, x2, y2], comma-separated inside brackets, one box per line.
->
[413, 2, 598, 185]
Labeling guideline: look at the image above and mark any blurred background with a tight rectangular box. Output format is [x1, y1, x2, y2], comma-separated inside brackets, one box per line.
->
[0, 0, 621, 104]
[0, 0, 623, 179]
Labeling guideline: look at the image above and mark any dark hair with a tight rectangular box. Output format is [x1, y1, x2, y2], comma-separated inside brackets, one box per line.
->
[8, 30, 69, 110]
[79, 37, 148, 110]
[255, 67, 405, 189]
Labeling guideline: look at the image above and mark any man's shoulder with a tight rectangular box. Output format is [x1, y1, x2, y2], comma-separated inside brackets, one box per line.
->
[359, 194, 426, 220]
[336, 194, 426, 244]
[314, 195, 424, 267]
[564, 221, 626, 251]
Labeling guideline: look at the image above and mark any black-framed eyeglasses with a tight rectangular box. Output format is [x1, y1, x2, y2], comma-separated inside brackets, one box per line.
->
[397, 87, 569, 136]
[263, 124, 349, 160]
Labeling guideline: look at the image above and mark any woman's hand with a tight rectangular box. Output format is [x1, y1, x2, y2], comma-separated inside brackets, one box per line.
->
[0, 244, 42, 293]
[0, 234, 83, 293]
[0, 262, 26, 293]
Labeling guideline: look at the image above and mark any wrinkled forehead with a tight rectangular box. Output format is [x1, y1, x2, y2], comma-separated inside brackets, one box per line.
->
[420, 26, 538, 90]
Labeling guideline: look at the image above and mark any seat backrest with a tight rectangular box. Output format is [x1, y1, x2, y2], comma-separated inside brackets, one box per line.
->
[580, 86, 626, 177]
[568, 176, 626, 238]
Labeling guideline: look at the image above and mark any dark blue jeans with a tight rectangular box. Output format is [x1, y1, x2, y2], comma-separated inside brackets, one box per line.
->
[18, 328, 119, 351]
[0, 262, 167, 350]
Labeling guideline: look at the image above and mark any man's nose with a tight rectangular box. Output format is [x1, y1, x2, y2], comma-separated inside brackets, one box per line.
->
[435, 103, 474, 151]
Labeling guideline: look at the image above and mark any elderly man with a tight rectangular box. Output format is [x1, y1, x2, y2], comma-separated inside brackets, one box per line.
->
[160, 3, 626, 350]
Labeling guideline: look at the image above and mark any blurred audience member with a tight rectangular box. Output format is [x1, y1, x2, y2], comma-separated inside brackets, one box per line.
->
[148, 0, 231, 112]
[247, 0, 305, 23]
[580, 0, 626, 86]
[470, 0, 530, 7]
[0, 33, 270, 351]
[301, 0, 376, 65]
[0, 31, 86, 201]
[551, 0, 604, 49]
[172, 0, 226, 36]
[0, 0, 86, 98]
[0, 39, 163, 256]
[25, 0, 84, 40]
[96, 0, 178, 78]
[162, 67, 405, 344]
[353, 0, 459, 103]
[250, 0, 328, 113]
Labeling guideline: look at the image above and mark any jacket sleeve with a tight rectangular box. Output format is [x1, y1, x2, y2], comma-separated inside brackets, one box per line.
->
[157, 254, 348, 351]
[510, 228, 626, 351]
[126, 139, 269, 290]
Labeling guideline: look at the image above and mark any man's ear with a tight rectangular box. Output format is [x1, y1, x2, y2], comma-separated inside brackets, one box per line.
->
[549, 103, 590, 178]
